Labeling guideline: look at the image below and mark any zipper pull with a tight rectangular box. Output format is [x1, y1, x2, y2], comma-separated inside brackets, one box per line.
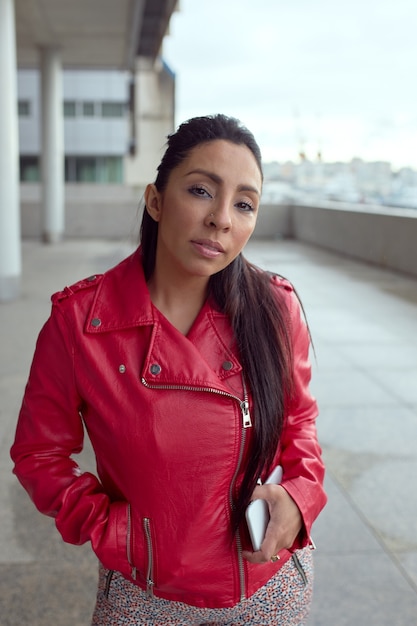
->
[240, 399, 252, 428]
[146, 578, 155, 598]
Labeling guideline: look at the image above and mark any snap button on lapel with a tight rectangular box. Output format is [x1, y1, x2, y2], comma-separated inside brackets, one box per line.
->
[119, 364, 126, 373]
[150, 363, 162, 375]
[222, 360, 233, 371]
[91, 318, 101, 327]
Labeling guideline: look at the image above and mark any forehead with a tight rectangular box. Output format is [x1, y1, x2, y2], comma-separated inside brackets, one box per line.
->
[177, 140, 262, 182]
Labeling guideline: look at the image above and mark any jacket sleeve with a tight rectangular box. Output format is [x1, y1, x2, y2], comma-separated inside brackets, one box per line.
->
[10, 302, 131, 576]
[275, 283, 327, 547]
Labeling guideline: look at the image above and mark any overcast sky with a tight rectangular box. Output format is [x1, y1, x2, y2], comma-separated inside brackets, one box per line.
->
[163, 0, 417, 170]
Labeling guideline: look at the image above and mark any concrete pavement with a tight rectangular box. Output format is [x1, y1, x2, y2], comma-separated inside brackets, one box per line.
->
[1, 237, 417, 625]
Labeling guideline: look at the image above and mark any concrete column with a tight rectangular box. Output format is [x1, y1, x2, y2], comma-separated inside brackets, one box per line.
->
[125, 56, 175, 188]
[0, 0, 21, 301]
[40, 47, 64, 243]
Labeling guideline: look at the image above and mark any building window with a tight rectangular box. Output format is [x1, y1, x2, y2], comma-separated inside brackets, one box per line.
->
[64, 101, 126, 117]
[18, 100, 31, 117]
[63, 101, 77, 117]
[82, 101, 96, 117]
[65, 156, 123, 183]
[76, 157, 96, 182]
[96, 156, 123, 182]
[101, 102, 125, 117]
[20, 156, 40, 181]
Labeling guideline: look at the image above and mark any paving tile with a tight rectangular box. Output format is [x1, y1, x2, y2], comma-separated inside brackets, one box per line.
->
[350, 459, 417, 550]
[311, 344, 353, 372]
[338, 342, 417, 370]
[0, 562, 97, 626]
[369, 368, 417, 404]
[396, 550, 417, 588]
[317, 405, 417, 456]
[311, 474, 383, 555]
[308, 311, 400, 344]
[310, 369, 399, 407]
[309, 552, 417, 626]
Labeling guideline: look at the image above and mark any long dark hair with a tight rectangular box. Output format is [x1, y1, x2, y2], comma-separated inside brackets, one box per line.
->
[140, 114, 294, 530]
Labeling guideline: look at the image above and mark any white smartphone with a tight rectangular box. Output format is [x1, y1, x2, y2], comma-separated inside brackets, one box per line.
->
[245, 465, 283, 551]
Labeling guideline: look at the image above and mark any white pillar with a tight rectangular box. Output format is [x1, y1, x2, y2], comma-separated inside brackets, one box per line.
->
[40, 47, 64, 243]
[0, 0, 21, 301]
[125, 56, 175, 188]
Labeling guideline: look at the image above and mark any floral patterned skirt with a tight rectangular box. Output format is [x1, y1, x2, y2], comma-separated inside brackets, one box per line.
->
[91, 548, 313, 626]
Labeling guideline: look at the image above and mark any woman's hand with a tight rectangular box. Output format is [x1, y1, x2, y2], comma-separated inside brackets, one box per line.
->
[242, 484, 303, 564]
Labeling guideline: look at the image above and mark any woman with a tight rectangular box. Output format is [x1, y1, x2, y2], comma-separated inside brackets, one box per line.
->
[11, 114, 326, 625]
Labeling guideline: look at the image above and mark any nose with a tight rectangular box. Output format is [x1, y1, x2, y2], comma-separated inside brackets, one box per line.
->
[205, 198, 232, 231]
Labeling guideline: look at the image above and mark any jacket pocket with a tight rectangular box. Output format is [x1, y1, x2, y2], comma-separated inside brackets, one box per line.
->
[127, 506, 156, 597]
[91, 500, 132, 579]
[126, 503, 138, 580]
[104, 569, 114, 599]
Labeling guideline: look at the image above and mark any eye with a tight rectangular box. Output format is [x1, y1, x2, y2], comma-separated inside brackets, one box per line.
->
[236, 200, 256, 213]
[189, 185, 212, 198]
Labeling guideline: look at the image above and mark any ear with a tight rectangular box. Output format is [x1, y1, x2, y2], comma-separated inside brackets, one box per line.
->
[144, 184, 162, 222]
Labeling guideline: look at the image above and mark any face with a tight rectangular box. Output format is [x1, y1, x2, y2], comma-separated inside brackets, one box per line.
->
[145, 140, 262, 286]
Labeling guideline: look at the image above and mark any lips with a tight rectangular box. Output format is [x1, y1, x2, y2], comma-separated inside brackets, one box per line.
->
[190, 239, 226, 260]
[191, 239, 225, 253]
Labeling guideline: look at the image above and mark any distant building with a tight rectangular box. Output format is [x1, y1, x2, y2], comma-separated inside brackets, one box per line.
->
[18, 69, 129, 184]
[262, 156, 417, 208]
[17, 59, 175, 189]
[351, 158, 392, 200]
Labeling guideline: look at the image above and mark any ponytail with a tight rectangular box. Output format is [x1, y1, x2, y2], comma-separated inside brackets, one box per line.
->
[209, 254, 294, 529]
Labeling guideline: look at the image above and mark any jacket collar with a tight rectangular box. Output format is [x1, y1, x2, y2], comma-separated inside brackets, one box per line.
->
[85, 248, 155, 333]
[84, 248, 242, 385]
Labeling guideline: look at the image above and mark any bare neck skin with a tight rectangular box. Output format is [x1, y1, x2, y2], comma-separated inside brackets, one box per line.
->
[147, 271, 209, 336]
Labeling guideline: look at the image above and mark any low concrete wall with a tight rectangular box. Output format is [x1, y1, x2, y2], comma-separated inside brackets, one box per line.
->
[20, 185, 417, 278]
[253, 203, 292, 238]
[21, 184, 144, 240]
[291, 201, 417, 278]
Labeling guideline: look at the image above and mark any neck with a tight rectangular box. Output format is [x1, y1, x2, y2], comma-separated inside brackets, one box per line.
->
[148, 269, 209, 335]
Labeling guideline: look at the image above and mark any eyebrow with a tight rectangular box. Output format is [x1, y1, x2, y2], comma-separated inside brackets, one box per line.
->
[185, 168, 261, 195]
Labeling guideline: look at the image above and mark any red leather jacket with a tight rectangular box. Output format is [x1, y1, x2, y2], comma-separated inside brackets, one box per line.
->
[11, 248, 326, 608]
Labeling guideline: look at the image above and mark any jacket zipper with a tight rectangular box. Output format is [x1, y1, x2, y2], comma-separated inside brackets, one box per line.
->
[142, 375, 251, 601]
[143, 517, 155, 598]
[104, 569, 114, 599]
[141, 378, 252, 429]
[230, 423, 249, 602]
[292, 552, 308, 586]
[127, 503, 137, 580]
[230, 378, 251, 601]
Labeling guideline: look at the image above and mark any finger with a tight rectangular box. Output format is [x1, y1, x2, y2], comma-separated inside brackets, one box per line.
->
[249, 484, 264, 501]
[242, 548, 282, 564]
[242, 549, 270, 564]
[261, 536, 282, 560]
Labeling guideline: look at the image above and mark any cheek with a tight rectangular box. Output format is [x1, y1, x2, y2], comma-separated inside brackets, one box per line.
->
[160, 199, 196, 227]
[158, 208, 195, 246]
[237, 217, 257, 243]
[229, 227, 255, 258]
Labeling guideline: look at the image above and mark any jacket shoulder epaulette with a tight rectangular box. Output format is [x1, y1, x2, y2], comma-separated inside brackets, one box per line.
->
[51, 274, 103, 304]
[270, 273, 293, 292]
